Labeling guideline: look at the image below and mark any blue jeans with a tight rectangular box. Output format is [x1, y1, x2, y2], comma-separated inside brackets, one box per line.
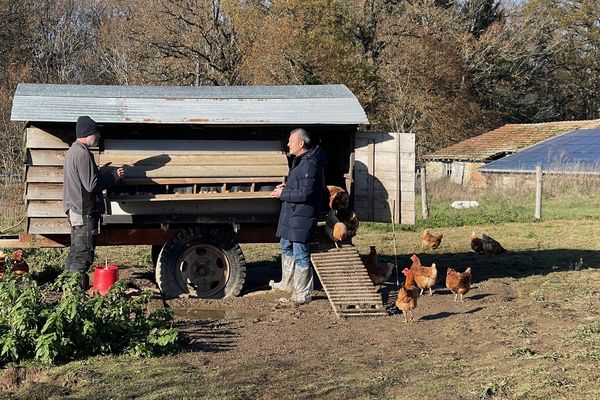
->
[280, 238, 310, 269]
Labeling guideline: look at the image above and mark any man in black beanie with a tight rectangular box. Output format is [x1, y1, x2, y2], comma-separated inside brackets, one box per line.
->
[63, 116, 125, 290]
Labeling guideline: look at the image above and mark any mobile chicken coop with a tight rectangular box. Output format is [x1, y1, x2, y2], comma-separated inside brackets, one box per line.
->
[5, 83, 415, 300]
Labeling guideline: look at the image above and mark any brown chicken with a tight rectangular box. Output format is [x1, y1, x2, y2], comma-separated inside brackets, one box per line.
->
[364, 245, 394, 285]
[325, 210, 348, 250]
[338, 209, 359, 238]
[325, 209, 359, 250]
[445, 267, 471, 302]
[409, 254, 437, 296]
[482, 234, 506, 254]
[11, 249, 29, 278]
[470, 231, 484, 254]
[326, 185, 350, 211]
[421, 229, 443, 250]
[395, 268, 419, 323]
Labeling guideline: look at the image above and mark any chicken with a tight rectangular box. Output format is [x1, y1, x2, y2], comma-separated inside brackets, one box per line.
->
[11, 249, 29, 278]
[482, 234, 506, 254]
[395, 268, 419, 323]
[326, 185, 350, 211]
[409, 254, 437, 296]
[470, 231, 484, 254]
[421, 229, 443, 250]
[445, 267, 471, 302]
[325, 210, 348, 250]
[364, 245, 394, 285]
[338, 209, 358, 238]
[325, 209, 358, 250]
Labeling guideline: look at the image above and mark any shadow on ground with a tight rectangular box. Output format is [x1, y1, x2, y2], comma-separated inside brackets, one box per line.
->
[375, 249, 600, 284]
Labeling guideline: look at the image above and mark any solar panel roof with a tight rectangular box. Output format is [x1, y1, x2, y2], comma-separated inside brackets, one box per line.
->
[478, 129, 600, 174]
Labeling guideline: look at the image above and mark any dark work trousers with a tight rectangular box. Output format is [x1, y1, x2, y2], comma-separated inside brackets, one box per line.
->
[65, 214, 99, 273]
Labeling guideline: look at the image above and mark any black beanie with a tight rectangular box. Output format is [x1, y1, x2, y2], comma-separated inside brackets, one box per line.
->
[76, 116, 98, 138]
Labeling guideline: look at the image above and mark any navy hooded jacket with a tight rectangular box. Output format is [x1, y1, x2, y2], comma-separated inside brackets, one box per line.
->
[276, 145, 327, 243]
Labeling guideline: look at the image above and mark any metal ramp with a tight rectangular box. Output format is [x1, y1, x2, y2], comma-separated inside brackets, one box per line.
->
[310, 243, 388, 318]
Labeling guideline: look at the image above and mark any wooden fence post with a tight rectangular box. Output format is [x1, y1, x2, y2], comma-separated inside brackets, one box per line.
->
[421, 165, 429, 219]
[534, 165, 543, 219]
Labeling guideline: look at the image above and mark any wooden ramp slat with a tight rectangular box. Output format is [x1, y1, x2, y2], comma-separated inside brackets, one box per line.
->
[311, 243, 387, 318]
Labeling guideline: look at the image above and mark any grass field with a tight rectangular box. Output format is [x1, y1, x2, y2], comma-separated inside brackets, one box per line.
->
[0, 179, 599, 399]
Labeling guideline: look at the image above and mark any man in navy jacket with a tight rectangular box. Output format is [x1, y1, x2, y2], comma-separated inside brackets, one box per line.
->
[270, 128, 326, 304]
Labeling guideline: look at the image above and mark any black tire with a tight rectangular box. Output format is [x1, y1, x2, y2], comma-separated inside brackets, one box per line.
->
[151, 244, 162, 266]
[155, 226, 246, 299]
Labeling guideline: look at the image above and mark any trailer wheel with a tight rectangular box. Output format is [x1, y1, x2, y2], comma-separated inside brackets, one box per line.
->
[155, 227, 246, 299]
[151, 245, 162, 266]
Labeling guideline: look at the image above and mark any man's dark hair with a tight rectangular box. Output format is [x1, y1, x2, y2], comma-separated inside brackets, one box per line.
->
[291, 128, 313, 149]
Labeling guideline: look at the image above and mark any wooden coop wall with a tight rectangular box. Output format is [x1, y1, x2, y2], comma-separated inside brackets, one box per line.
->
[24, 126, 288, 235]
[353, 132, 415, 224]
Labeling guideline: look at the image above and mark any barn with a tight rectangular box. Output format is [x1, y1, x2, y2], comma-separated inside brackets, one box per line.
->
[420, 119, 600, 187]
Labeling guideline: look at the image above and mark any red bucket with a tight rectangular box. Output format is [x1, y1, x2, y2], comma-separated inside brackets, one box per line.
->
[91, 264, 119, 295]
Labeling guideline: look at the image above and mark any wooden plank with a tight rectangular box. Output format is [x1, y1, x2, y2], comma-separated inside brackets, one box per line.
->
[26, 166, 63, 183]
[27, 149, 68, 166]
[120, 177, 285, 185]
[355, 132, 398, 152]
[354, 197, 394, 211]
[28, 218, 69, 234]
[28, 149, 109, 166]
[310, 263, 366, 268]
[324, 282, 377, 288]
[355, 168, 403, 182]
[328, 295, 382, 300]
[27, 183, 63, 200]
[108, 192, 274, 202]
[108, 197, 280, 216]
[104, 139, 282, 154]
[0, 233, 66, 248]
[26, 127, 73, 149]
[27, 200, 64, 217]
[119, 164, 289, 179]
[96, 153, 287, 167]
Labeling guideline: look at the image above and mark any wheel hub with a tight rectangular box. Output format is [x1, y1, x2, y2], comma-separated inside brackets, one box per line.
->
[176, 244, 230, 297]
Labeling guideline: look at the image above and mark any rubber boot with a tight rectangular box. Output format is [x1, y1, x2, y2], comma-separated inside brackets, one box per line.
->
[269, 254, 294, 292]
[290, 266, 313, 304]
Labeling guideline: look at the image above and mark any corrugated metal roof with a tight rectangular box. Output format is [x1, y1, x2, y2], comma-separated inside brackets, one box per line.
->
[478, 129, 600, 174]
[11, 83, 369, 125]
[421, 120, 600, 161]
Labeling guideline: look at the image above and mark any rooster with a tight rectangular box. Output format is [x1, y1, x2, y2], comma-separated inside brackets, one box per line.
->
[395, 268, 419, 323]
[11, 249, 29, 279]
[326, 185, 350, 211]
[482, 234, 506, 254]
[409, 254, 437, 296]
[445, 267, 471, 302]
[364, 245, 394, 286]
[421, 229, 443, 250]
[470, 231, 484, 254]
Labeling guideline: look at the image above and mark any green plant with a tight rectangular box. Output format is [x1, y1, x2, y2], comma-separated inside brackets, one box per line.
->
[566, 322, 600, 342]
[0, 269, 180, 366]
[509, 347, 537, 359]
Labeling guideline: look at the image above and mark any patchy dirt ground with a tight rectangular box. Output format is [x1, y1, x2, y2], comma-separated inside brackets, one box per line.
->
[2, 220, 599, 399]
